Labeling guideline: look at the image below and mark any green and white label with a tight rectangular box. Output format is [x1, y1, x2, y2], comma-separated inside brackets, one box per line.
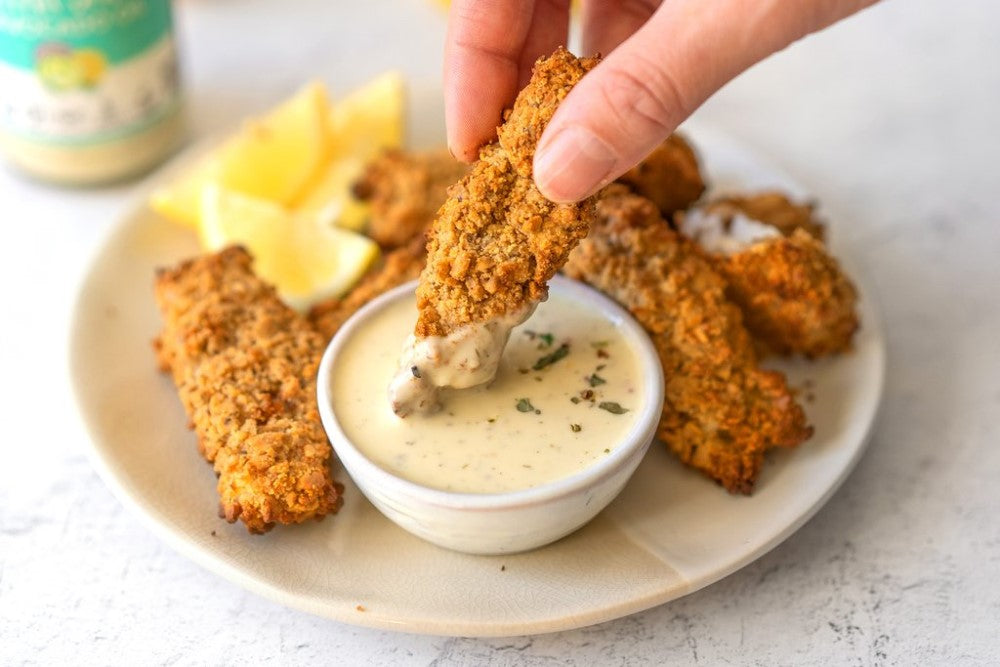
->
[0, 0, 179, 144]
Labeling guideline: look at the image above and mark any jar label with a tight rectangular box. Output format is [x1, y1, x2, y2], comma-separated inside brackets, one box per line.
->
[0, 0, 179, 145]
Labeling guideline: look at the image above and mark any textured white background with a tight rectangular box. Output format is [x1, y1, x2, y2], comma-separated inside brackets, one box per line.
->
[2, 0, 998, 664]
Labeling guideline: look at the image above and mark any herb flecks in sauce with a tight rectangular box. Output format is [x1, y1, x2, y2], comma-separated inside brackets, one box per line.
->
[587, 373, 606, 387]
[532, 342, 570, 371]
[516, 398, 538, 414]
[334, 293, 644, 493]
[598, 401, 629, 415]
[523, 330, 555, 348]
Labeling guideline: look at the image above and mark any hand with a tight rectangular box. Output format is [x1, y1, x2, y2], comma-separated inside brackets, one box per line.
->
[444, 0, 879, 202]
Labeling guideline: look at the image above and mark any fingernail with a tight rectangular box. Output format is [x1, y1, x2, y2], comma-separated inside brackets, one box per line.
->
[534, 126, 617, 202]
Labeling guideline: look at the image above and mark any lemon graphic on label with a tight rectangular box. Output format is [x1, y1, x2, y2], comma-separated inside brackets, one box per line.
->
[36, 44, 82, 91]
[73, 49, 107, 87]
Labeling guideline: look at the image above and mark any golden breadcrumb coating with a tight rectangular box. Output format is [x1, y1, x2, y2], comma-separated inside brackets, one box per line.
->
[308, 234, 426, 341]
[154, 247, 343, 533]
[686, 193, 858, 357]
[415, 48, 599, 338]
[702, 192, 825, 240]
[352, 148, 469, 249]
[717, 230, 859, 358]
[564, 186, 812, 494]
[617, 133, 706, 218]
[497, 48, 601, 179]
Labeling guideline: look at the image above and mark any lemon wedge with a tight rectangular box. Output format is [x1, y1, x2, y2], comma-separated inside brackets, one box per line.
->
[215, 81, 332, 205]
[295, 71, 405, 229]
[150, 82, 330, 229]
[295, 157, 370, 231]
[328, 71, 405, 158]
[148, 75, 403, 305]
[149, 155, 220, 229]
[200, 185, 379, 309]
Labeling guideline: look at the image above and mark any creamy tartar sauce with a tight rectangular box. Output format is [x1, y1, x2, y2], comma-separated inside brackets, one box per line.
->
[388, 303, 535, 417]
[331, 293, 645, 493]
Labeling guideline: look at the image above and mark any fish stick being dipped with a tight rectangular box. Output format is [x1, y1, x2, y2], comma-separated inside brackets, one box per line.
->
[154, 247, 343, 533]
[320, 113, 700, 343]
[351, 135, 697, 253]
[564, 185, 812, 494]
[678, 193, 858, 358]
[388, 48, 600, 416]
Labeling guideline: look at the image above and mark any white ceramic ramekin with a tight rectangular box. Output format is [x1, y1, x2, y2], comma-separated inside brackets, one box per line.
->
[316, 275, 664, 555]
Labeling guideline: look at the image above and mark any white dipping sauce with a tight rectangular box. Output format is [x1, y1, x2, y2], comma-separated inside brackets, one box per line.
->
[331, 293, 645, 493]
[387, 302, 536, 417]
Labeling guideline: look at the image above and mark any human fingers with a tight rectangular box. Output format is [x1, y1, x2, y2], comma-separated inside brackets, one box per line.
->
[581, 0, 660, 56]
[516, 0, 572, 89]
[535, 0, 880, 202]
[444, 0, 536, 161]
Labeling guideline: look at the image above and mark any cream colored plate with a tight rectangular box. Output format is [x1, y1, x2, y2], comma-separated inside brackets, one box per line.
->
[70, 123, 885, 637]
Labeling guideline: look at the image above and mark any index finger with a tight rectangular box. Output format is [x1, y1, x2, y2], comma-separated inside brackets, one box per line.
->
[444, 0, 535, 161]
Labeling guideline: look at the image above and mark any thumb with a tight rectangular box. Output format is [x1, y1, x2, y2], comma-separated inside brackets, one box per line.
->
[533, 0, 878, 202]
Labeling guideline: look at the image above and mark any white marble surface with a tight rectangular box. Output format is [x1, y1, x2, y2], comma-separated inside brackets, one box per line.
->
[1, 0, 998, 664]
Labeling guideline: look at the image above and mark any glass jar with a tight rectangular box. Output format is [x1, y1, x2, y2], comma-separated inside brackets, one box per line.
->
[0, 0, 184, 185]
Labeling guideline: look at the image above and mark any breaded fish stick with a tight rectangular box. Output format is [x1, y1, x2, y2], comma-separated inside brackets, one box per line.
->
[389, 48, 600, 416]
[353, 148, 469, 249]
[679, 194, 858, 357]
[308, 234, 426, 341]
[154, 247, 343, 533]
[564, 186, 812, 494]
[617, 133, 706, 219]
